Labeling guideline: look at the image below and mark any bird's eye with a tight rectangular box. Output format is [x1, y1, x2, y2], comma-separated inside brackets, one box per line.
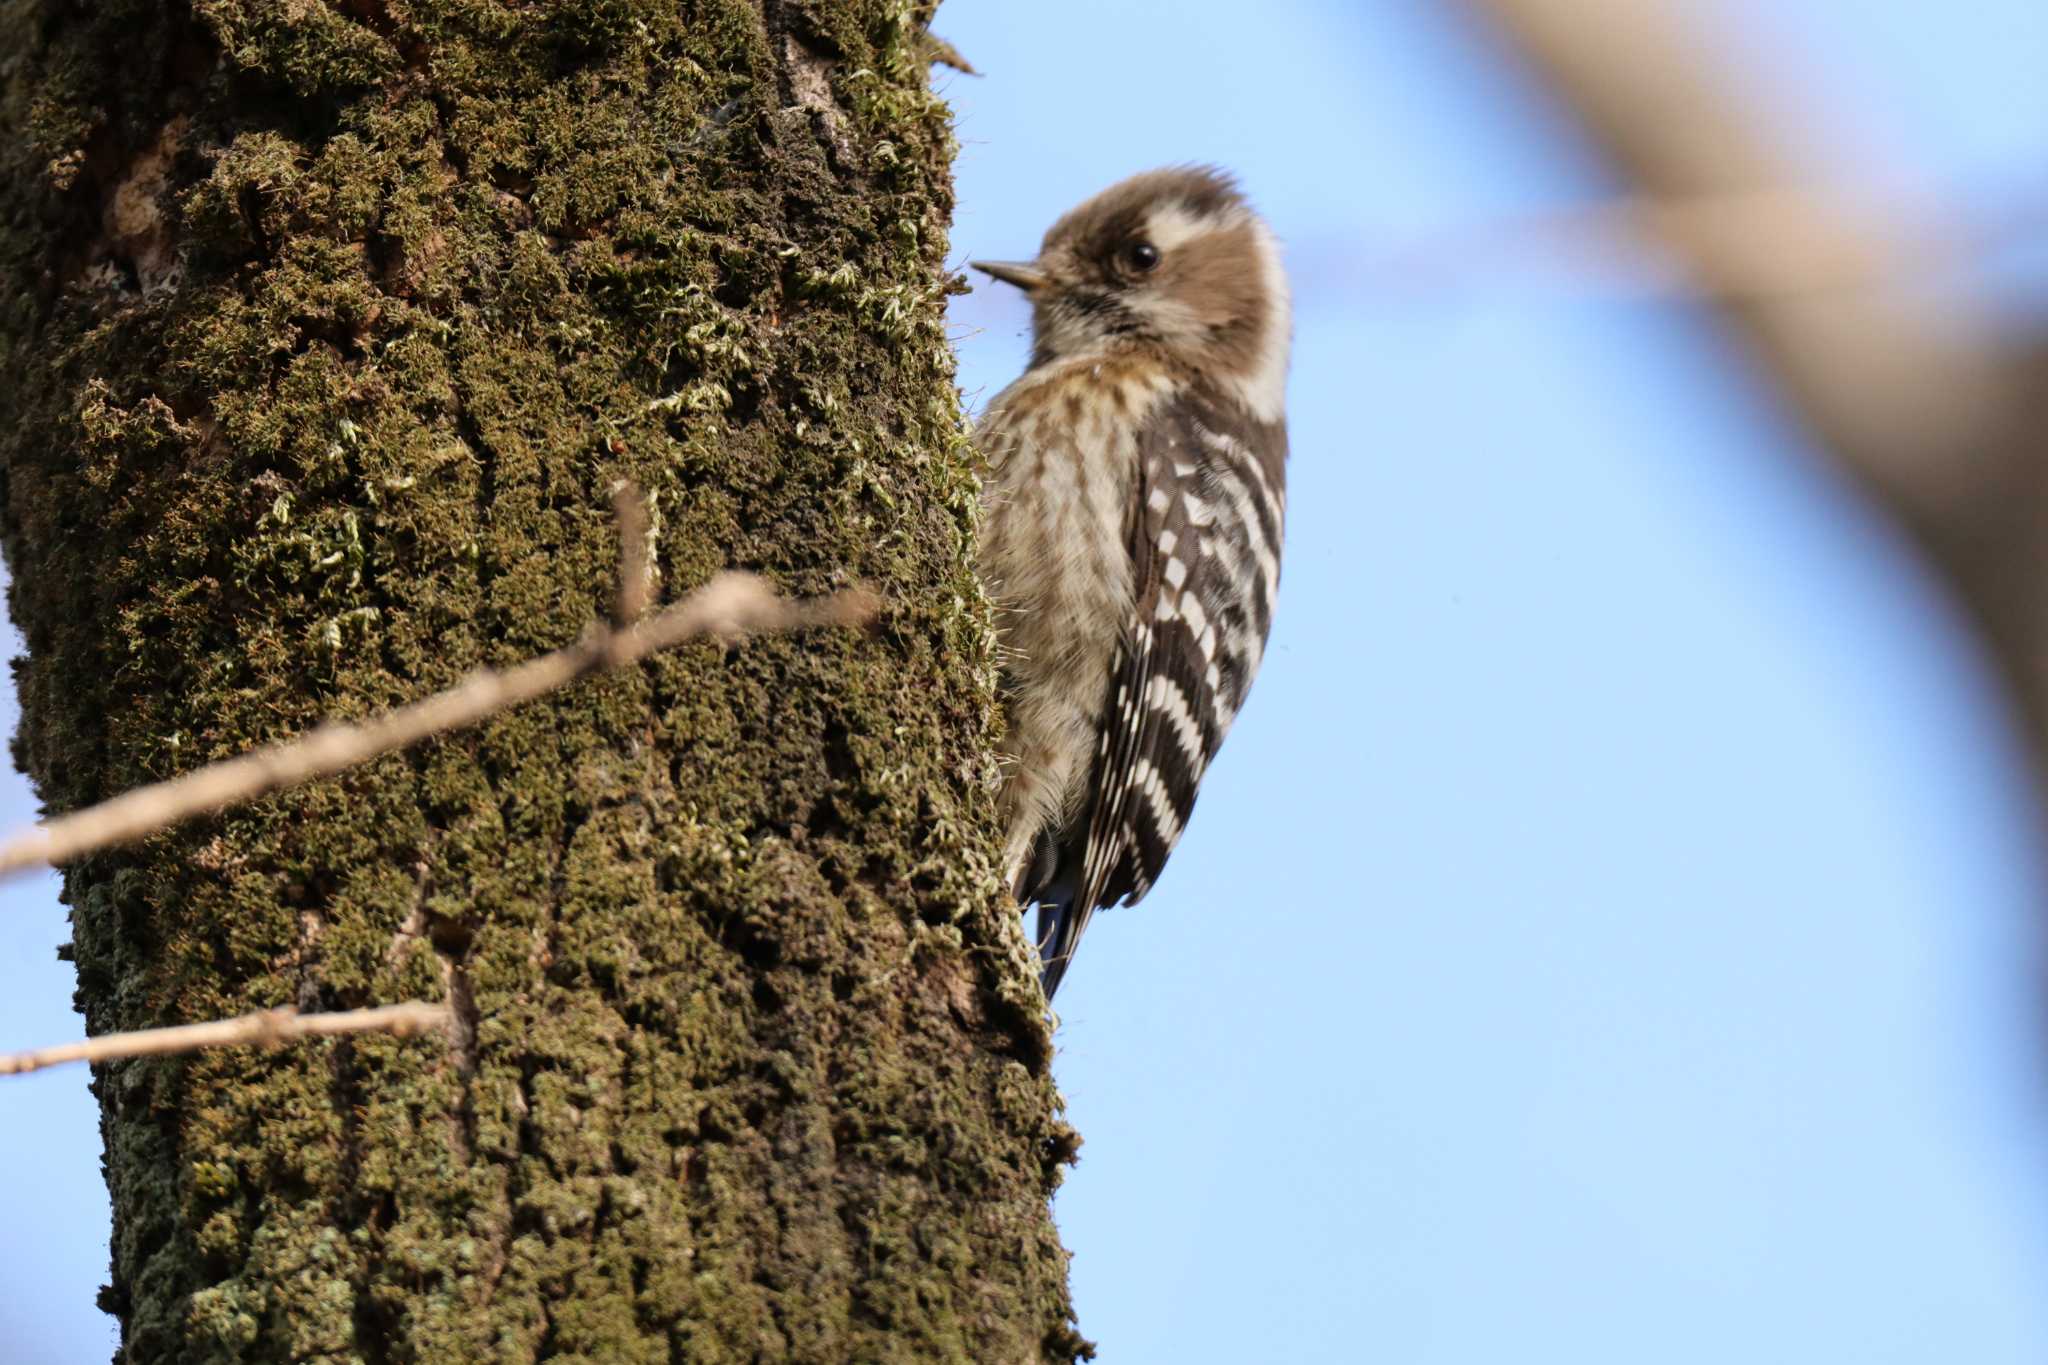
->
[1123, 241, 1161, 273]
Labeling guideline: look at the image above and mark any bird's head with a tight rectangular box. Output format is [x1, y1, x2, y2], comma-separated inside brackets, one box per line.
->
[972, 166, 1291, 420]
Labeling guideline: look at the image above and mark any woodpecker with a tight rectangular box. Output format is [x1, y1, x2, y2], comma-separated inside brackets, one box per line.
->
[972, 166, 1290, 1001]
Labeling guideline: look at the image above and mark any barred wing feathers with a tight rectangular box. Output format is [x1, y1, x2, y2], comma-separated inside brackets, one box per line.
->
[1035, 388, 1287, 996]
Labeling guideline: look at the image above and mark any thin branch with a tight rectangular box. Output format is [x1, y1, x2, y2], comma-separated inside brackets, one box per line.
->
[611, 481, 653, 627]
[0, 1002, 452, 1077]
[0, 495, 874, 1076]
[0, 571, 877, 881]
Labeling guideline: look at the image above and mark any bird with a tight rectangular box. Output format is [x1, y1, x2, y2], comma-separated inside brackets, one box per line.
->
[970, 166, 1291, 1001]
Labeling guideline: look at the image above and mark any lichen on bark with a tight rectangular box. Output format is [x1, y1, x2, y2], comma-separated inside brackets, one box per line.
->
[0, 0, 1088, 1359]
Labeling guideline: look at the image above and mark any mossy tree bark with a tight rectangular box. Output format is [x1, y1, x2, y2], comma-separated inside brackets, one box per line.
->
[0, 1, 1086, 1359]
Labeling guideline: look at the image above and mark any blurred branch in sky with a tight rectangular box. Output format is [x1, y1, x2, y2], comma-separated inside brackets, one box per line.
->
[1460, 0, 2048, 819]
[1328, 184, 2048, 302]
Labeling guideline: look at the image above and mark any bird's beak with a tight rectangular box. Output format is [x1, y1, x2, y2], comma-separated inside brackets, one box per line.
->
[971, 259, 1050, 294]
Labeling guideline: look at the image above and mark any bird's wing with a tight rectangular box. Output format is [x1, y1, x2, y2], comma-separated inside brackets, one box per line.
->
[1036, 392, 1287, 994]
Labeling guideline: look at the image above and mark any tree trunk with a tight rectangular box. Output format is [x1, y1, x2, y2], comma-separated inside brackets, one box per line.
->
[0, 2, 1086, 1360]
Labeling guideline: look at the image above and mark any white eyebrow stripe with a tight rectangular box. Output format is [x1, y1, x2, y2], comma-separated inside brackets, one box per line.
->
[1145, 202, 1210, 253]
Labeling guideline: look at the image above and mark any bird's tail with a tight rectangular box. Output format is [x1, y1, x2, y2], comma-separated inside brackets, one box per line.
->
[1034, 893, 1095, 1002]
[1014, 832, 1094, 1002]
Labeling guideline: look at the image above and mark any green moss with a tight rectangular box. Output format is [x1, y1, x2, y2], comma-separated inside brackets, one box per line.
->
[1, 0, 1083, 1359]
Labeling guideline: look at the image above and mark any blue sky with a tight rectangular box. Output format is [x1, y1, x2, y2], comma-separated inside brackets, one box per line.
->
[6, 2, 2048, 1359]
[939, 1, 2048, 1360]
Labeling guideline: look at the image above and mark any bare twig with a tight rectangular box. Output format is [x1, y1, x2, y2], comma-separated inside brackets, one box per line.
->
[611, 482, 653, 627]
[0, 494, 873, 1076]
[918, 32, 978, 76]
[0, 1002, 452, 1077]
[0, 571, 876, 881]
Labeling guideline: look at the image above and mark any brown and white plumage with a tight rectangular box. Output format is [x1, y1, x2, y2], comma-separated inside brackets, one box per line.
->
[972, 167, 1291, 1001]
